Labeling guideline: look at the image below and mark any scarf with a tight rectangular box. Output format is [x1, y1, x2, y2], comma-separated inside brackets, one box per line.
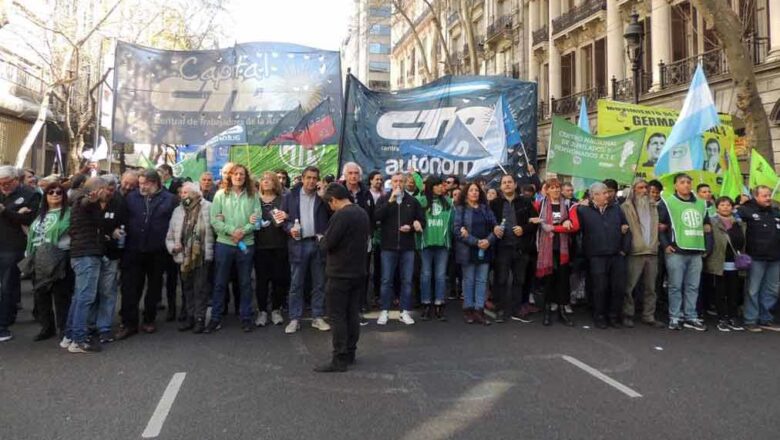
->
[180, 197, 203, 273]
[535, 197, 570, 278]
[718, 214, 734, 231]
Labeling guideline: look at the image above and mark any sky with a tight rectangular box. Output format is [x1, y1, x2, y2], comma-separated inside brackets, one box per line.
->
[227, 0, 355, 51]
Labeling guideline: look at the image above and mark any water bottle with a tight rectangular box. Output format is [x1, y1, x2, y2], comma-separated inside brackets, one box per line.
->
[500, 218, 507, 233]
[237, 240, 248, 254]
[478, 248, 485, 260]
[291, 219, 302, 241]
[117, 225, 126, 249]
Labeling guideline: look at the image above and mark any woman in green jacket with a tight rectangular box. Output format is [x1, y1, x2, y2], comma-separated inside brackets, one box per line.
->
[416, 175, 453, 321]
[26, 181, 72, 341]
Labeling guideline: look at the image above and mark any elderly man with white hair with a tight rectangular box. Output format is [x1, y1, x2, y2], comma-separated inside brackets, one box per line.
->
[166, 182, 214, 333]
[0, 165, 41, 342]
[571, 181, 631, 329]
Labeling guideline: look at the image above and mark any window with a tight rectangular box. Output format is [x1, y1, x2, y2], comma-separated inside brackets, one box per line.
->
[561, 52, 576, 97]
[370, 24, 391, 35]
[369, 80, 391, 90]
[369, 43, 390, 54]
[369, 61, 390, 73]
[671, 4, 691, 61]
[369, 7, 391, 17]
[594, 38, 606, 94]
[581, 44, 593, 89]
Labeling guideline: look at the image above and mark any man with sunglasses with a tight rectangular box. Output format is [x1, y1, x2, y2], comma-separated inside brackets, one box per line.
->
[0, 166, 41, 342]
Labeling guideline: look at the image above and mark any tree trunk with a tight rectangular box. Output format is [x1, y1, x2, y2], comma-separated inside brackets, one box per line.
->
[460, 0, 479, 75]
[392, 0, 433, 83]
[693, 0, 773, 165]
[423, 0, 453, 75]
[68, 135, 85, 174]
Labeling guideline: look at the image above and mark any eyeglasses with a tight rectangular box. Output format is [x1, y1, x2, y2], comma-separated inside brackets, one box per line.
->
[47, 189, 63, 195]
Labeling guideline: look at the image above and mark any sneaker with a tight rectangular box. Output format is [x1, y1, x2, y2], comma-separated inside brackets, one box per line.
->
[271, 309, 284, 325]
[622, 317, 635, 328]
[59, 336, 72, 349]
[399, 310, 415, 325]
[0, 329, 13, 342]
[359, 314, 369, 326]
[510, 314, 533, 323]
[494, 311, 505, 324]
[759, 322, 780, 332]
[463, 309, 475, 324]
[99, 331, 115, 343]
[285, 319, 300, 334]
[683, 319, 708, 332]
[668, 320, 682, 331]
[68, 341, 101, 353]
[727, 319, 744, 331]
[550, 303, 558, 312]
[255, 311, 268, 327]
[745, 324, 763, 333]
[204, 321, 222, 334]
[192, 319, 206, 334]
[242, 321, 254, 333]
[716, 320, 731, 332]
[312, 318, 331, 332]
[377, 310, 389, 325]
[563, 304, 574, 315]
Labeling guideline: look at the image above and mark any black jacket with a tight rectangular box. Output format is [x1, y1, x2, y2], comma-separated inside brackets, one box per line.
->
[489, 194, 538, 253]
[0, 184, 40, 254]
[101, 193, 127, 260]
[320, 204, 371, 278]
[737, 200, 780, 261]
[574, 203, 631, 257]
[375, 192, 425, 251]
[343, 182, 375, 227]
[125, 189, 178, 254]
[70, 191, 106, 258]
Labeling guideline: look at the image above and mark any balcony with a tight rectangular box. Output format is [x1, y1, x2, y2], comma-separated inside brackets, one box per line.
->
[486, 15, 512, 43]
[551, 0, 606, 35]
[611, 73, 652, 102]
[532, 25, 548, 46]
[551, 86, 607, 116]
[538, 100, 549, 121]
[660, 48, 727, 89]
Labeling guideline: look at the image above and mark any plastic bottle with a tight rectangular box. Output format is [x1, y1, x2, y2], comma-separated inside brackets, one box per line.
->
[237, 240, 248, 253]
[117, 225, 126, 249]
[291, 219, 302, 241]
[500, 218, 507, 233]
[478, 247, 485, 260]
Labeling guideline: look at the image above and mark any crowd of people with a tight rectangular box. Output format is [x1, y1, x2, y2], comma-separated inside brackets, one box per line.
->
[1, 161, 780, 370]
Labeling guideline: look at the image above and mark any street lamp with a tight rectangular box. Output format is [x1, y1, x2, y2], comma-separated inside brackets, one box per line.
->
[623, 11, 644, 104]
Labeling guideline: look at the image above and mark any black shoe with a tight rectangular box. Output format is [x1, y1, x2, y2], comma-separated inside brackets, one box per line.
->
[241, 321, 254, 333]
[165, 310, 176, 322]
[622, 317, 635, 328]
[178, 320, 195, 332]
[346, 353, 356, 365]
[420, 304, 432, 321]
[192, 319, 206, 334]
[313, 362, 347, 373]
[116, 327, 138, 340]
[542, 305, 552, 326]
[495, 311, 505, 324]
[434, 304, 447, 321]
[609, 318, 623, 329]
[558, 309, 574, 327]
[33, 329, 56, 342]
[99, 331, 115, 344]
[595, 319, 608, 329]
[205, 321, 222, 334]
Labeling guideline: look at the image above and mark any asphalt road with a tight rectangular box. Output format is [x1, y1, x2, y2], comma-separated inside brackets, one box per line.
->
[1, 285, 779, 440]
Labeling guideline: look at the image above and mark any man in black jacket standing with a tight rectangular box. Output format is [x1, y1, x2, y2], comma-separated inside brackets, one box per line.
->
[315, 184, 371, 372]
[0, 166, 41, 342]
[573, 182, 631, 329]
[489, 174, 538, 323]
[374, 172, 425, 326]
[737, 185, 780, 332]
[341, 162, 374, 323]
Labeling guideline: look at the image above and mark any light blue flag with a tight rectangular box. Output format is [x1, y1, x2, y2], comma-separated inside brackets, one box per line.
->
[654, 64, 720, 175]
[572, 96, 596, 197]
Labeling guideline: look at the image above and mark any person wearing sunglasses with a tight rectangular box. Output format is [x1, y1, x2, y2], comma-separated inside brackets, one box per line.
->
[25, 182, 72, 342]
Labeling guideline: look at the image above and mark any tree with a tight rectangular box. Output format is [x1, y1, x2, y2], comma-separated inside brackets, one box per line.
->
[391, 0, 433, 82]
[458, 0, 479, 75]
[693, 0, 773, 165]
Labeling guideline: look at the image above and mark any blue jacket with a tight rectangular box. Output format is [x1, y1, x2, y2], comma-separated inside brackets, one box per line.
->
[124, 189, 177, 253]
[574, 203, 632, 257]
[281, 186, 330, 263]
[453, 204, 498, 265]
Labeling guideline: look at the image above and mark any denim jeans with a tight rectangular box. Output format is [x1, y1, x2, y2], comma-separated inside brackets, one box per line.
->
[88, 257, 120, 334]
[461, 263, 490, 310]
[288, 239, 326, 320]
[664, 252, 703, 322]
[212, 243, 255, 323]
[380, 249, 415, 311]
[745, 260, 780, 325]
[0, 251, 23, 331]
[420, 247, 449, 305]
[67, 256, 102, 343]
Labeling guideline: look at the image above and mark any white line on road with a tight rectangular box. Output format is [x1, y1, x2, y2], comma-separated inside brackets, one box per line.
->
[141, 372, 187, 438]
[560, 355, 642, 398]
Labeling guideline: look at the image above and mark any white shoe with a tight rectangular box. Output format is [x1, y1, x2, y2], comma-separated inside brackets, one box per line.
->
[377, 310, 389, 325]
[312, 318, 331, 332]
[284, 319, 300, 334]
[399, 310, 415, 325]
[564, 305, 574, 314]
[271, 309, 284, 325]
[255, 311, 268, 327]
[59, 336, 72, 349]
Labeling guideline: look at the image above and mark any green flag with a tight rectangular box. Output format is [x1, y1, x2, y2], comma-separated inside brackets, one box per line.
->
[719, 145, 742, 201]
[749, 149, 777, 189]
[137, 153, 156, 169]
[174, 156, 207, 182]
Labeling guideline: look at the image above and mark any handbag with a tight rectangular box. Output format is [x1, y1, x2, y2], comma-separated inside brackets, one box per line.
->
[724, 231, 751, 270]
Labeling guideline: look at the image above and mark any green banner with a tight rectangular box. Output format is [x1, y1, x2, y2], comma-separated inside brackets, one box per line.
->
[548, 116, 646, 185]
[597, 100, 734, 180]
[230, 144, 339, 178]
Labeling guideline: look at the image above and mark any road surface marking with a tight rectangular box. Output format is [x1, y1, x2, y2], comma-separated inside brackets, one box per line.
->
[561, 355, 642, 398]
[141, 372, 187, 438]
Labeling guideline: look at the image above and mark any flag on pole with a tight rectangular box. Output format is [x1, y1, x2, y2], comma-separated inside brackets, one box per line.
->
[654, 64, 720, 175]
[749, 149, 777, 189]
[572, 96, 596, 197]
[719, 144, 742, 201]
[137, 153, 156, 170]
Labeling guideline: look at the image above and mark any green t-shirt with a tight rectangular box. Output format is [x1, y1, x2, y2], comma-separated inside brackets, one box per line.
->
[416, 195, 453, 249]
[210, 189, 260, 246]
[662, 193, 706, 251]
[26, 208, 71, 256]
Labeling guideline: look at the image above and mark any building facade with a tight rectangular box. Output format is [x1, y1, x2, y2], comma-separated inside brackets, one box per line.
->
[342, 0, 393, 91]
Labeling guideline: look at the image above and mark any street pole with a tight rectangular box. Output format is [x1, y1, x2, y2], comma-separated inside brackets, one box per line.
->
[93, 37, 104, 170]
